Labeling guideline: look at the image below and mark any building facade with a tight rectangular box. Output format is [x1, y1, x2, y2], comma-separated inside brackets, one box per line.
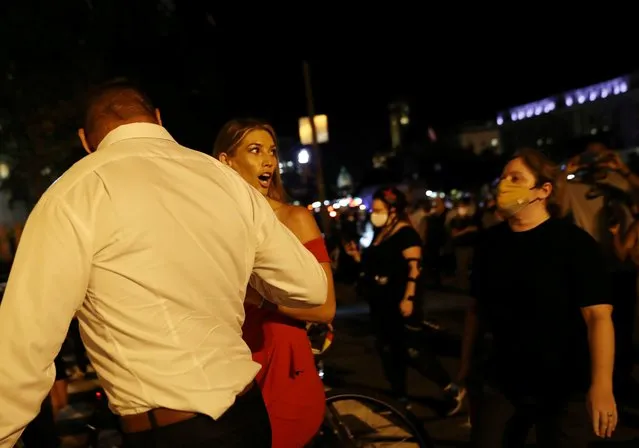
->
[496, 73, 639, 156]
[459, 122, 502, 154]
[389, 101, 410, 150]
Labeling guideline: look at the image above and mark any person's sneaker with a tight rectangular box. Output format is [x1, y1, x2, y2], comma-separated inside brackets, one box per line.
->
[443, 383, 466, 416]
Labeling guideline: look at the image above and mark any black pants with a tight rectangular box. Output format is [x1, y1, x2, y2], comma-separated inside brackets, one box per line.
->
[21, 396, 60, 448]
[373, 313, 451, 397]
[123, 384, 271, 448]
[424, 247, 443, 288]
[69, 318, 89, 372]
[470, 385, 591, 448]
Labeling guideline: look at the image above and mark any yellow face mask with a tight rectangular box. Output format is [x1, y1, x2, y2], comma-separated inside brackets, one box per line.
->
[496, 179, 535, 217]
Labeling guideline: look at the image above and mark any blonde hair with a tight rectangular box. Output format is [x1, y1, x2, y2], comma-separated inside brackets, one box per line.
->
[212, 119, 286, 202]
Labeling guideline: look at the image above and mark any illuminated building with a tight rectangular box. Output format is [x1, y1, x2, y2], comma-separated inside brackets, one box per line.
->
[496, 74, 639, 153]
[459, 121, 502, 155]
[389, 101, 410, 150]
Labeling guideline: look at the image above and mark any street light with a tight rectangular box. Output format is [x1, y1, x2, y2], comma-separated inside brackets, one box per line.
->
[301, 61, 330, 236]
[297, 148, 310, 164]
[0, 162, 10, 180]
[298, 115, 329, 145]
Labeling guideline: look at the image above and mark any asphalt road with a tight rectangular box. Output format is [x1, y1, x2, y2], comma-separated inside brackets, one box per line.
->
[323, 286, 639, 447]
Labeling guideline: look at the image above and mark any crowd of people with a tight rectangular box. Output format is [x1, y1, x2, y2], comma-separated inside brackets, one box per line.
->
[0, 77, 636, 448]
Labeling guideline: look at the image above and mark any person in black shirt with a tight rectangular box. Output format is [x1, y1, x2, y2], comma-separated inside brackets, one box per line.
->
[458, 149, 617, 447]
[449, 198, 480, 292]
[424, 198, 447, 288]
[345, 187, 465, 414]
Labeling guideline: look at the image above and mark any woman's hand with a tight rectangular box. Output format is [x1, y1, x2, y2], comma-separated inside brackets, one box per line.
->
[587, 383, 617, 438]
[344, 241, 361, 262]
[399, 299, 413, 317]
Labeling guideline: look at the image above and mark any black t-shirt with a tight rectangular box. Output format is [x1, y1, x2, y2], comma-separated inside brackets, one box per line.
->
[361, 226, 423, 319]
[471, 218, 611, 398]
[425, 214, 446, 250]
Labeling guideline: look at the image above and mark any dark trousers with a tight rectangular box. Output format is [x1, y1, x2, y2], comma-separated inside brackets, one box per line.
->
[424, 247, 443, 288]
[470, 385, 591, 448]
[21, 396, 60, 448]
[123, 384, 271, 448]
[373, 313, 451, 397]
[69, 318, 89, 372]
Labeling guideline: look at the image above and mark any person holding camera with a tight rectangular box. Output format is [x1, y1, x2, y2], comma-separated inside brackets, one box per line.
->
[562, 139, 639, 407]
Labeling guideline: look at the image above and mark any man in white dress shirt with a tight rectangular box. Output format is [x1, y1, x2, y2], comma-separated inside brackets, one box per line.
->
[0, 80, 327, 448]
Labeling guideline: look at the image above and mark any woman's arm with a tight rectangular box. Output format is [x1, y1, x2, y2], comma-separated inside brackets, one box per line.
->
[582, 304, 617, 438]
[401, 245, 421, 300]
[274, 207, 336, 324]
[398, 245, 421, 317]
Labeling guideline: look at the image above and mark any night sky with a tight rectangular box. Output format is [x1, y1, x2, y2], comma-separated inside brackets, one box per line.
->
[3, 2, 638, 156]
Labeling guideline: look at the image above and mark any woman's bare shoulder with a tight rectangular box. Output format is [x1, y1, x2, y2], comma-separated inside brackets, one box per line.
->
[280, 205, 322, 242]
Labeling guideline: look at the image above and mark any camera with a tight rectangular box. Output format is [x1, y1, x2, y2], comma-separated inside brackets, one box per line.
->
[570, 151, 635, 231]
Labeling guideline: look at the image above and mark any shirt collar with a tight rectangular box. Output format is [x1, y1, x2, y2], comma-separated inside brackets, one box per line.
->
[97, 123, 176, 151]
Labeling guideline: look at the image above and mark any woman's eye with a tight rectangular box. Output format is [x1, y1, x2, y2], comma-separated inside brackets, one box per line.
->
[248, 146, 259, 153]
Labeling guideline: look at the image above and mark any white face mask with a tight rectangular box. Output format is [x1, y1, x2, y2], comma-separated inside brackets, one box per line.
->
[370, 212, 389, 228]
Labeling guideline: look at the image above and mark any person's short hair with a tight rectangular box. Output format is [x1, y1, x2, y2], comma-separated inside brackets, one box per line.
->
[83, 78, 155, 131]
[514, 147, 562, 217]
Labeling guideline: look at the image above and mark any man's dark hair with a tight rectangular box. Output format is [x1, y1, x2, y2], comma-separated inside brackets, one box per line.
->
[83, 78, 155, 134]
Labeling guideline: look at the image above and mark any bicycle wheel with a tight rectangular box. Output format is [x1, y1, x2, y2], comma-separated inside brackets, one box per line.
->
[323, 388, 434, 448]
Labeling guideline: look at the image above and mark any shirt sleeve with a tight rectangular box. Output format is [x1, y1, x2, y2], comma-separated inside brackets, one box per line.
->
[0, 196, 91, 447]
[395, 227, 422, 253]
[248, 189, 327, 308]
[567, 224, 611, 308]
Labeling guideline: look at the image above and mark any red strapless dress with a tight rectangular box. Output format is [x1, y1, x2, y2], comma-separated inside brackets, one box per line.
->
[243, 237, 330, 448]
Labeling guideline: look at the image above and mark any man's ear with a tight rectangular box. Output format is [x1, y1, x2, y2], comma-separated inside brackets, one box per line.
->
[218, 153, 231, 166]
[78, 129, 92, 154]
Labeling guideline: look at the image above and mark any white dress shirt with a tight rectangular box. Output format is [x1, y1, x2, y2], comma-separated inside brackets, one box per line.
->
[0, 123, 327, 447]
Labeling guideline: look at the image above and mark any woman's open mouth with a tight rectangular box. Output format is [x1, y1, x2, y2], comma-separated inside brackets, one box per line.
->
[257, 173, 272, 189]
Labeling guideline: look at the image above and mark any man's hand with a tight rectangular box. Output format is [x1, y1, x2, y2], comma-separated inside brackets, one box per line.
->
[587, 382, 617, 438]
[600, 151, 630, 175]
[565, 156, 582, 174]
[344, 241, 361, 263]
[399, 299, 413, 317]
[609, 224, 621, 236]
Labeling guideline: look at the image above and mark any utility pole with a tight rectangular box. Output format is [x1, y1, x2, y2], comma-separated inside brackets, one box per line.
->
[302, 61, 331, 236]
